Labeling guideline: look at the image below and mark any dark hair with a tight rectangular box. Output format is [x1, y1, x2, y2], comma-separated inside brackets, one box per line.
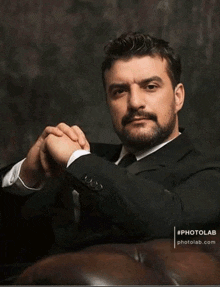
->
[102, 32, 181, 89]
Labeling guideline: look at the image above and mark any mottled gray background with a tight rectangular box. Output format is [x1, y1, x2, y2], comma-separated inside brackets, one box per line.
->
[0, 0, 220, 167]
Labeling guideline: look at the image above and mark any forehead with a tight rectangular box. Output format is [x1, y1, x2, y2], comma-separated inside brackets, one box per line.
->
[104, 55, 170, 86]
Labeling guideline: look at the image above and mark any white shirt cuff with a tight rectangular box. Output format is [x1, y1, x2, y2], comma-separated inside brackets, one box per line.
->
[2, 150, 91, 193]
[2, 159, 25, 187]
[67, 150, 91, 168]
[2, 159, 43, 193]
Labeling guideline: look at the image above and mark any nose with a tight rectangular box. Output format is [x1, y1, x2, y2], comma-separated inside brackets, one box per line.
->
[127, 85, 146, 110]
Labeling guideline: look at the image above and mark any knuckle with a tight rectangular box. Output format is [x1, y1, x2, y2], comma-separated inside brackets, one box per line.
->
[72, 125, 83, 133]
[45, 126, 52, 132]
[57, 122, 64, 128]
[57, 122, 67, 129]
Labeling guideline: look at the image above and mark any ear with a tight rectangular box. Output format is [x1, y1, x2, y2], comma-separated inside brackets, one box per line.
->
[174, 83, 185, 113]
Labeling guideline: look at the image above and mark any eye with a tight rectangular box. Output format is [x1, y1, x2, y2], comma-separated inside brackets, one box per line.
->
[145, 84, 158, 91]
[112, 88, 126, 97]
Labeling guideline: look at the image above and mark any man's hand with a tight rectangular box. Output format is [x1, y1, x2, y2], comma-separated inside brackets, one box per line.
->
[19, 126, 64, 187]
[40, 133, 81, 177]
[55, 123, 90, 152]
[20, 123, 90, 186]
[39, 124, 90, 177]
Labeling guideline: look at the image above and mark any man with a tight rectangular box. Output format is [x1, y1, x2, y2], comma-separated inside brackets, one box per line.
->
[1, 32, 220, 266]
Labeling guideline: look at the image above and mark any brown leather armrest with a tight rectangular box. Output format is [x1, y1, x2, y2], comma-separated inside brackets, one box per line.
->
[16, 233, 220, 285]
[16, 247, 172, 285]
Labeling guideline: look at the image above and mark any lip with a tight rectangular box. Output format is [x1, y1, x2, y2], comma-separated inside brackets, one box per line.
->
[127, 117, 149, 123]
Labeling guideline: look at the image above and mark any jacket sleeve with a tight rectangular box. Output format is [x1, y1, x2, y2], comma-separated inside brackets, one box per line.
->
[66, 153, 220, 239]
[0, 164, 56, 263]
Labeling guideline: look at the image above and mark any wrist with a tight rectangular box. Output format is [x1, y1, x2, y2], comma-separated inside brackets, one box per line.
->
[20, 160, 45, 188]
[18, 175, 44, 190]
[67, 150, 91, 167]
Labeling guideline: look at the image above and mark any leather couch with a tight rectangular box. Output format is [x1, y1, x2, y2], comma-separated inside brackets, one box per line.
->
[13, 230, 220, 285]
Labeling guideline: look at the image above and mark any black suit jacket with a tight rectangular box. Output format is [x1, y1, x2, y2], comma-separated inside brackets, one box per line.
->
[1, 131, 220, 260]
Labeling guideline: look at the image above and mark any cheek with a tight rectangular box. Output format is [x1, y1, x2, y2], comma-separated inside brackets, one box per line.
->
[156, 99, 176, 123]
[109, 102, 125, 124]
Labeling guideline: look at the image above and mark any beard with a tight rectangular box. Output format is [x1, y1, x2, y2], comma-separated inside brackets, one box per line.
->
[113, 108, 177, 152]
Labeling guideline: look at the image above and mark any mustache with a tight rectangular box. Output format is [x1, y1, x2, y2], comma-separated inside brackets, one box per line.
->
[122, 110, 158, 126]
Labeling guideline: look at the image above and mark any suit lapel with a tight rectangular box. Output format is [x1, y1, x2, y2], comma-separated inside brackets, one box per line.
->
[91, 132, 195, 175]
[127, 132, 195, 174]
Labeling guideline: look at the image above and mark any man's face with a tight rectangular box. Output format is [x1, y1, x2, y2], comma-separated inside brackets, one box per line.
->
[105, 55, 184, 152]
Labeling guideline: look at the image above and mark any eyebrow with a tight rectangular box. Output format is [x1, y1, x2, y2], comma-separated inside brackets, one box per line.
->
[107, 76, 164, 94]
[139, 76, 164, 86]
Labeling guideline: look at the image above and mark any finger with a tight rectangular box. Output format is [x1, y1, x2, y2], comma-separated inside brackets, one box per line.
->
[72, 127, 90, 150]
[39, 141, 52, 177]
[71, 125, 87, 148]
[83, 140, 90, 151]
[57, 123, 79, 142]
[41, 126, 64, 140]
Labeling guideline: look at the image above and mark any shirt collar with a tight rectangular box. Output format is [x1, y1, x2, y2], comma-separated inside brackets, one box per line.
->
[115, 133, 181, 164]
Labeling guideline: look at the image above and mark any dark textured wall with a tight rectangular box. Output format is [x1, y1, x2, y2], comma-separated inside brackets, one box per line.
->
[0, 0, 220, 166]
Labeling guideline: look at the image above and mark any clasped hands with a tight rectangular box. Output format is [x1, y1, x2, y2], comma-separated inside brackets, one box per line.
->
[20, 123, 90, 188]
